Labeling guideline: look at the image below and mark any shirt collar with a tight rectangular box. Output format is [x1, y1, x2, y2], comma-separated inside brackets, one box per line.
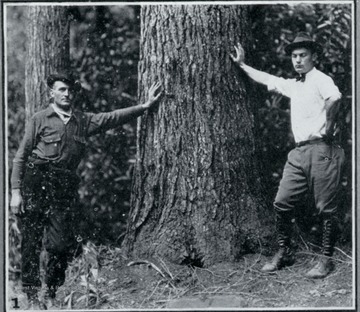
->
[305, 67, 316, 79]
[45, 104, 79, 121]
[294, 67, 316, 83]
[51, 103, 72, 117]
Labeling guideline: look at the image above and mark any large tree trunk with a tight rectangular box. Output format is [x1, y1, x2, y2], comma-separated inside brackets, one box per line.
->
[25, 6, 70, 121]
[123, 5, 272, 266]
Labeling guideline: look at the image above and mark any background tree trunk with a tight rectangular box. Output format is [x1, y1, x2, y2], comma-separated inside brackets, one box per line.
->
[123, 5, 273, 266]
[25, 6, 70, 121]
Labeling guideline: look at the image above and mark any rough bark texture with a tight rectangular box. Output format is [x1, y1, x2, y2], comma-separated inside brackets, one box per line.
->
[25, 6, 70, 121]
[123, 5, 273, 266]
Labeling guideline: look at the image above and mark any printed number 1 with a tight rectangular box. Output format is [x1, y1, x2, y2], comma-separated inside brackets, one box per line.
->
[11, 298, 20, 309]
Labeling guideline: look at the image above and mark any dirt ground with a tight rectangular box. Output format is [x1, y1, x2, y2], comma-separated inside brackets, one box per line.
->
[7, 241, 353, 311]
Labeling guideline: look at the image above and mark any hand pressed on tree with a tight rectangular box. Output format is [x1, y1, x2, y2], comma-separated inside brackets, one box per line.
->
[230, 43, 245, 65]
[143, 82, 162, 110]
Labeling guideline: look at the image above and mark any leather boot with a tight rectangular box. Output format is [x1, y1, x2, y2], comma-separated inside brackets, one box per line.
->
[305, 256, 334, 278]
[261, 210, 295, 272]
[27, 293, 47, 310]
[305, 217, 336, 278]
[43, 288, 58, 310]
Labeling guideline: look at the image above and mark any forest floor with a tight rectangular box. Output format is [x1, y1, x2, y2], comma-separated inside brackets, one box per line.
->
[7, 241, 353, 311]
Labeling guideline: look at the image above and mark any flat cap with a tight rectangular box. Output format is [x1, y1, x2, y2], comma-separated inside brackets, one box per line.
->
[47, 73, 81, 91]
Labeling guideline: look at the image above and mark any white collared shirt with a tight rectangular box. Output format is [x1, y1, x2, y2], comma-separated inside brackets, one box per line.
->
[266, 67, 341, 143]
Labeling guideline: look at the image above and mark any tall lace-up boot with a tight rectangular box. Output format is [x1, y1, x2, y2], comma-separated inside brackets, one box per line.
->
[43, 288, 58, 310]
[261, 210, 295, 272]
[26, 291, 47, 310]
[305, 217, 336, 278]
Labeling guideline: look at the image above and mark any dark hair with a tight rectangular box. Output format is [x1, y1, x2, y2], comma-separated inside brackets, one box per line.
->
[47, 73, 82, 92]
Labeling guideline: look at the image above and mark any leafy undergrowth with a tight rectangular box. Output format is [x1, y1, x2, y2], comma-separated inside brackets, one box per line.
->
[8, 242, 353, 310]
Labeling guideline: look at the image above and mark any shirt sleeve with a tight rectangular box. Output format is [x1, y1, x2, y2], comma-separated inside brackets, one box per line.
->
[266, 75, 294, 98]
[11, 117, 37, 189]
[86, 104, 147, 136]
[317, 75, 342, 100]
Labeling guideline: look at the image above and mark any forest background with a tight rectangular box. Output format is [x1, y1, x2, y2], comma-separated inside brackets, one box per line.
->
[7, 2, 352, 248]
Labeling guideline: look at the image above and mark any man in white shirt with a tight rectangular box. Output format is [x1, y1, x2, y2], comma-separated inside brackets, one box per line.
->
[230, 32, 345, 278]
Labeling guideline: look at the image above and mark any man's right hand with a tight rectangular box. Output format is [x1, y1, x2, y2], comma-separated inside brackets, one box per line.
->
[10, 189, 23, 215]
[230, 43, 245, 65]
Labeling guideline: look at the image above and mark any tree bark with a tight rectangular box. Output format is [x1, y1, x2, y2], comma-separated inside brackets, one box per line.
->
[123, 5, 272, 266]
[25, 6, 70, 121]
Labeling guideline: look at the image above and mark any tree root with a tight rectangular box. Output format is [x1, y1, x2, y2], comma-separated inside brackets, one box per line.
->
[127, 260, 167, 279]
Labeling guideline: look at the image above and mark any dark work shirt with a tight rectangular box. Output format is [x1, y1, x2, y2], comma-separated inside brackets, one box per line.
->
[11, 104, 146, 189]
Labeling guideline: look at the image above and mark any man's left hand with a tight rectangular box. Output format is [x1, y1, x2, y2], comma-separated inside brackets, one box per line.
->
[326, 120, 340, 138]
[325, 96, 341, 138]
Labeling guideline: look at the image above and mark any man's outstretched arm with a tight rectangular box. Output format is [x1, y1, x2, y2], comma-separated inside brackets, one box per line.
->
[87, 82, 163, 135]
[230, 43, 273, 86]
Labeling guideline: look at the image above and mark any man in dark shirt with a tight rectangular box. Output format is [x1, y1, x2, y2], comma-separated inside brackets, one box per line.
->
[10, 73, 162, 309]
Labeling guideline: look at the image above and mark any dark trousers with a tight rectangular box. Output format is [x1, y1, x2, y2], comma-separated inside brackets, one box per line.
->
[274, 142, 345, 214]
[20, 164, 81, 297]
[272, 142, 345, 255]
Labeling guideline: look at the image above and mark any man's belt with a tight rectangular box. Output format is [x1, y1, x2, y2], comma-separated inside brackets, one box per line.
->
[295, 136, 332, 148]
[27, 154, 69, 171]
